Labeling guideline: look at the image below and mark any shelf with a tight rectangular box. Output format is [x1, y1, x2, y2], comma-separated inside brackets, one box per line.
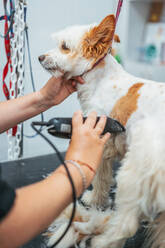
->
[118, 0, 165, 82]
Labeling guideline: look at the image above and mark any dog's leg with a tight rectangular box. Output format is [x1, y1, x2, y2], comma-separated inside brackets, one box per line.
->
[82, 136, 118, 208]
[81, 157, 114, 209]
[91, 159, 141, 248]
[90, 157, 114, 208]
[91, 134, 126, 208]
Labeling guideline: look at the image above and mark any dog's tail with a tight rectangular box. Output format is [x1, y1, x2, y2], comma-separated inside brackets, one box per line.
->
[145, 212, 165, 248]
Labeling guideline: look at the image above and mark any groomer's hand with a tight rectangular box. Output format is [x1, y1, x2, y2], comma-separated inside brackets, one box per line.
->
[39, 76, 85, 107]
[65, 111, 111, 184]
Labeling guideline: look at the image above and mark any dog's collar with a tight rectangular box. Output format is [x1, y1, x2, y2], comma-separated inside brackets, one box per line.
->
[88, 53, 107, 71]
[92, 46, 112, 69]
[81, 47, 112, 77]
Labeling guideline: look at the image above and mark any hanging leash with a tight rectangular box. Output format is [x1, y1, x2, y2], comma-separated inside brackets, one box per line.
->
[1, 0, 15, 99]
[0, 0, 15, 38]
[1, 0, 17, 136]
[1, 0, 43, 138]
[115, 0, 123, 24]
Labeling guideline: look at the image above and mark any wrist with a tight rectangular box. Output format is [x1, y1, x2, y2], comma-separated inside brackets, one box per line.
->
[55, 165, 83, 197]
[55, 163, 94, 197]
[34, 91, 53, 111]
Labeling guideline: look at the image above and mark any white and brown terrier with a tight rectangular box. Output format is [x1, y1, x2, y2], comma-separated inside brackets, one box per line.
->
[39, 15, 165, 248]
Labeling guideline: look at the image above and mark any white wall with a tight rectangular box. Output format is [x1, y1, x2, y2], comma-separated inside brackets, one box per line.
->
[0, 0, 116, 161]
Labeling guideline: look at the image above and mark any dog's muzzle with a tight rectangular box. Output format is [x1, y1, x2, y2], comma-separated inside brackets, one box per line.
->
[38, 54, 66, 77]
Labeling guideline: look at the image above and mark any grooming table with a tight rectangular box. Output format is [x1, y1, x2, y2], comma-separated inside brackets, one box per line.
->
[0, 154, 147, 248]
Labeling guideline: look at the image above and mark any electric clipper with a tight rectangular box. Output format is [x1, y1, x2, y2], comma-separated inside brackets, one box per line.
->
[47, 117, 125, 139]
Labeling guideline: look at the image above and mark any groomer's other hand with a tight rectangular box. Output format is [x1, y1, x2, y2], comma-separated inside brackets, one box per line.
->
[39, 76, 85, 107]
[65, 111, 111, 183]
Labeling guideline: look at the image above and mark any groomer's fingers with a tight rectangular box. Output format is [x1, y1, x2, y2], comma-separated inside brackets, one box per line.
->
[64, 79, 77, 92]
[72, 110, 83, 130]
[84, 111, 97, 128]
[94, 115, 107, 135]
[73, 76, 85, 84]
[71, 81, 77, 88]
[101, 132, 111, 144]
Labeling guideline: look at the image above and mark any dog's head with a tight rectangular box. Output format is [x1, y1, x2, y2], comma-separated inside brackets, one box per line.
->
[39, 15, 117, 79]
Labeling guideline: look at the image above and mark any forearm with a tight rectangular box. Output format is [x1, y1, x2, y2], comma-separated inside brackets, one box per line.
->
[0, 92, 49, 133]
[0, 164, 92, 248]
[0, 76, 81, 133]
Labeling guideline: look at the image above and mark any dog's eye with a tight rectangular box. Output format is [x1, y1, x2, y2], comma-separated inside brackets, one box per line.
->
[61, 42, 70, 52]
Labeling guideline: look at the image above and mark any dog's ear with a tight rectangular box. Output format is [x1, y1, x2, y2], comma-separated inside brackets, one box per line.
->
[82, 15, 116, 59]
[114, 34, 120, 43]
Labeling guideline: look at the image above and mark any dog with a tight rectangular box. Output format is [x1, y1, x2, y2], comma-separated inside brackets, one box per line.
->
[39, 14, 165, 248]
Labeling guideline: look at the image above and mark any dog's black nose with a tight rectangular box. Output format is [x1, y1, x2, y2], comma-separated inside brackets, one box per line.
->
[38, 55, 45, 62]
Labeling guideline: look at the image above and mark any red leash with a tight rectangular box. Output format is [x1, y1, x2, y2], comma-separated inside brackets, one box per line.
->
[2, 16, 10, 100]
[115, 0, 123, 24]
[1, 0, 17, 136]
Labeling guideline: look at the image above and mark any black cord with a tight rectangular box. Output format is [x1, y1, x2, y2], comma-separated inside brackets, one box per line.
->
[31, 122, 77, 248]
[24, 23, 44, 138]
[24, 25, 36, 93]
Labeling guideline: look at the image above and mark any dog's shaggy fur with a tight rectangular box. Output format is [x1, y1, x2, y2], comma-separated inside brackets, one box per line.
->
[40, 15, 165, 248]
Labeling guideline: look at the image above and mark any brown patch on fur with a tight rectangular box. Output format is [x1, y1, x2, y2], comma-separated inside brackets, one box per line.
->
[110, 83, 144, 126]
[60, 47, 70, 54]
[60, 41, 70, 54]
[114, 34, 120, 43]
[69, 51, 79, 60]
[113, 85, 117, 89]
[82, 15, 116, 60]
[73, 215, 84, 223]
